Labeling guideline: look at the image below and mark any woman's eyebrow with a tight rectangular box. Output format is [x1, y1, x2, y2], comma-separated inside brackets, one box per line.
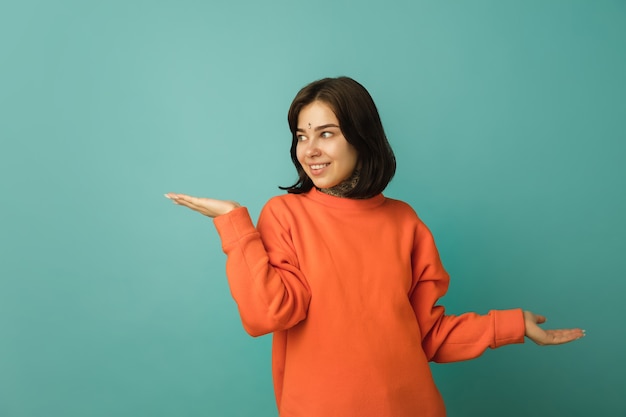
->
[296, 123, 340, 132]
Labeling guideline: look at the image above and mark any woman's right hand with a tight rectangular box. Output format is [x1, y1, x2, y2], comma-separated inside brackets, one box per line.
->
[165, 193, 241, 218]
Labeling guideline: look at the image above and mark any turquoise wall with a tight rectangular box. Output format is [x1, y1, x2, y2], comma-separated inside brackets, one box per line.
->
[2, 1, 624, 416]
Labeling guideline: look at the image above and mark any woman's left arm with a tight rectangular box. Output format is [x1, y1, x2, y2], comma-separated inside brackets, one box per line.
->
[409, 220, 584, 363]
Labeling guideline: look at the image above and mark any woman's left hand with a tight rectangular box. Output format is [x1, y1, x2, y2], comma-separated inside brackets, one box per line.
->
[523, 311, 585, 345]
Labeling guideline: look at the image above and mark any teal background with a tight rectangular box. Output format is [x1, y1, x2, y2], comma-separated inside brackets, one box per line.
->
[1, 0, 625, 416]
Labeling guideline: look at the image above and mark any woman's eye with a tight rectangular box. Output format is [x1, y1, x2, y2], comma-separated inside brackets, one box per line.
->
[321, 131, 332, 138]
[297, 135, 307, 141]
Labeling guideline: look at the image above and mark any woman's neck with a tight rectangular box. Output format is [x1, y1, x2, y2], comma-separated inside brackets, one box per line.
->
[318, 170, 360, 198]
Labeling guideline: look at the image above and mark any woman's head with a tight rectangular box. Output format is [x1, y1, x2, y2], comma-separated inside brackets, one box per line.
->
[282, 77, 396, 199]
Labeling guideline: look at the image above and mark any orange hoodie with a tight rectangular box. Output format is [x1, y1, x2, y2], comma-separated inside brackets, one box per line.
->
[214, 188, 525, 417]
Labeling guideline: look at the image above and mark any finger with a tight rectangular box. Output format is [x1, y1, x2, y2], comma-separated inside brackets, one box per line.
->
[165, 193, 188, 202]
[542, 328, 586, 345]
[170, 193, 192, 201]
[175, 198, 202, 210]
[165, 194, 200, 210]
[535, 314, 547, 325]
[169, 194, 199, 207]
[179, 197, 212, 212]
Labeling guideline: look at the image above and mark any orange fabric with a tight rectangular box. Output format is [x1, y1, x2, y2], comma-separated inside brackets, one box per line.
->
[214, 188, 525, 417]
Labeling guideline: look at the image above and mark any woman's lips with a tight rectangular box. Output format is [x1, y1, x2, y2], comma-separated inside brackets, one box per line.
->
[309, 163, 330, 175]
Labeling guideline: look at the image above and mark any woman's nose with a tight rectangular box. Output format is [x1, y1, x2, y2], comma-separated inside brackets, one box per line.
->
[304, 139, 321, 157]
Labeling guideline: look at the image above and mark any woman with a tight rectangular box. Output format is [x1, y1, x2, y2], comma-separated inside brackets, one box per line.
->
[166, 76, 583, 417]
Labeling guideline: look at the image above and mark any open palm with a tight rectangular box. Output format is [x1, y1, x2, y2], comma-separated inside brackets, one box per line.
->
[165, 193, 240, 218]
[523, 311, 585, 345]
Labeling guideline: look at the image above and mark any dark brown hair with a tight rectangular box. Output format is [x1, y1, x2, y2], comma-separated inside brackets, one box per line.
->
[281, 76, 396, 199]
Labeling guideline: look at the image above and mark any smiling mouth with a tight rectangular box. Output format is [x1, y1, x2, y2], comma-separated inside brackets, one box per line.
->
[310, 163, 330, 170]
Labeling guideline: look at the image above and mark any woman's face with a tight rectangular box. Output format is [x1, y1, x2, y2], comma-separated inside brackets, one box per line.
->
[295, 101, 358, 190]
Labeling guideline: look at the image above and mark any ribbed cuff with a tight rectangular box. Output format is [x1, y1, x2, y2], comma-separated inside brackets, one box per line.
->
[213, 207, 256, 252]
[493, 308, 526, 348]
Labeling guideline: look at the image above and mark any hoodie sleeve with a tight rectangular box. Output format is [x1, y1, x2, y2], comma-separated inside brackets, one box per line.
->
[213, 204, 311, 337]
[408, 219, 525, 363]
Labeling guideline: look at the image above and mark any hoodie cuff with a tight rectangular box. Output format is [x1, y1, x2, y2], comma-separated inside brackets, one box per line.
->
[493, 308, 526, 348]
[213, 207, 256, 252]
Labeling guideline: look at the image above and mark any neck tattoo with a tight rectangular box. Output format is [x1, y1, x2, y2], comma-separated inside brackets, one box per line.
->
[319, 169, 360, 198]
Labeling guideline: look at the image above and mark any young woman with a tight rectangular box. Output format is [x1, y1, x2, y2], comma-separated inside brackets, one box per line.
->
[166, 77, 584, 417]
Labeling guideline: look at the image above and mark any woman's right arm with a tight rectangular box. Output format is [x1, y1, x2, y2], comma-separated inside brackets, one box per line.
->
[165, 193, 311, 336]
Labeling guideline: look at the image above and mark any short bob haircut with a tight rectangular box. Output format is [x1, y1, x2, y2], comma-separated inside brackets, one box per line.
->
[281, 76, 396, 199]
